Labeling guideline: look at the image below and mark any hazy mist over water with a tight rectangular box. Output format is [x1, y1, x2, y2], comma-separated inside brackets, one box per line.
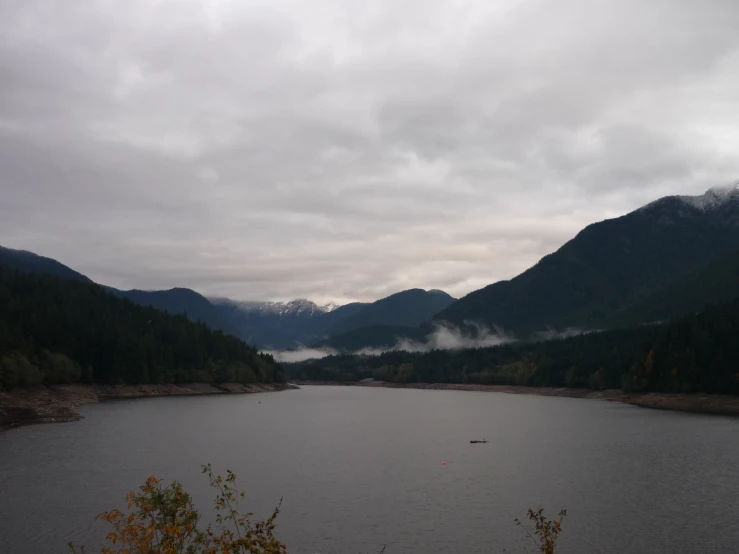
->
[271, 321, 515, 362]
[2, 386, 739, 553]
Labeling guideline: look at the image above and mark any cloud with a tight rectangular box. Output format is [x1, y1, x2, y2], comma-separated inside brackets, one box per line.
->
[2, 0, 739, 302]
[389, 321, 513, 353]
[272, 321, 513, 362]
[530, 327, 594, 342]
[271, 320, 608, 362]
[269, 347, 339, 364]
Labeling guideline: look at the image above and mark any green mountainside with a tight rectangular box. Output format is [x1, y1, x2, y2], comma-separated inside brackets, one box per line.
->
[606, 245, 739, 327]
[0, 267, 284, 390]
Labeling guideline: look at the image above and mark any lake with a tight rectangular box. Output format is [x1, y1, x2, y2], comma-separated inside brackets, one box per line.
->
[1, 385, 738, 553]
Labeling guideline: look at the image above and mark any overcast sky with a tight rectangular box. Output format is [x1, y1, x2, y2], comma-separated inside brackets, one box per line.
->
[2, 0, 739, 303]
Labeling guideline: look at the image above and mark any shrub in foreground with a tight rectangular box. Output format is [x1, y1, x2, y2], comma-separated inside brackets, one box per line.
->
[71, 466, 565, 553]
[70, 465, 285, 554]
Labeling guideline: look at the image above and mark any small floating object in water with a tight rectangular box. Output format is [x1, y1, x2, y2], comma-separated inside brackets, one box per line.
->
[441, 461, 447, 466]
[470, 440, 488, 444]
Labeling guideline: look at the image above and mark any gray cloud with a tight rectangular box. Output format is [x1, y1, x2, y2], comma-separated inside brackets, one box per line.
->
[1, 0, 739, 302]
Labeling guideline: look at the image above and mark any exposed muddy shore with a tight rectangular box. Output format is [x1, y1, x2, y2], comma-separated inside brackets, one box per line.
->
[0, 383, 297, 432]
[294, 381, 739, 416]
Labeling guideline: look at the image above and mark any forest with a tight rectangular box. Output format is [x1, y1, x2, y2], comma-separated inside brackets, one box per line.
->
[287, 297, 739, 395]
[0, 267, 284, 390]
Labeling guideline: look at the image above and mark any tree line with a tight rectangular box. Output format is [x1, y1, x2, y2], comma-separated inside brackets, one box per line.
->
[287, 297, 739, 395]
[0, 267, 284, 390]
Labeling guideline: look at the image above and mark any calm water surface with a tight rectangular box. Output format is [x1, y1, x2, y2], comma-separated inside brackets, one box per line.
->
[1, 386, 739, 553]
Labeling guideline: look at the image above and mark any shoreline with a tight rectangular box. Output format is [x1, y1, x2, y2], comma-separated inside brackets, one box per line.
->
[0, 382, 297, 432]
[4, 380, 737, 431]
[294, 380, 739, 416]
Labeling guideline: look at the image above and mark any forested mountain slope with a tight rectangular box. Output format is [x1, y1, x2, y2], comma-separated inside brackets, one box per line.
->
[0, 267, 284, 390]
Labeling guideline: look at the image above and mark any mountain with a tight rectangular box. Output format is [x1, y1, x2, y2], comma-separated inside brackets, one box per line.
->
[608, 244, 739, 327]
[0, 246, 92, 283]
[315, 325, 428, 352]
[0, 266, 284, 390]
[434, 183, 739, 338]
[210, 298, 350, 349]
[323, 289, 455, 337]
[107, 287, 236, 336]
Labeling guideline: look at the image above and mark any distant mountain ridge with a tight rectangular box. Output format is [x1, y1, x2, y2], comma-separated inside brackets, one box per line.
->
[212, 298, 341, 318]
[211, 289, 455, 349]
[322, 289, 455, 337]
[209, 297, 353, 349]
[106, 287, 237, 336]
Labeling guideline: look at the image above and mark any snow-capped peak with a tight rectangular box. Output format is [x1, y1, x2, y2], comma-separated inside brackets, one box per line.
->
[675, 180, 739, 211]
[210, 297, 340, 317]
[320, 301, 340, 313]
[281, 299, 321, 316]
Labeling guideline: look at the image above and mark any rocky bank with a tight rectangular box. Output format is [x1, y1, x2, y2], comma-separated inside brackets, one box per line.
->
[0, 382, 297, 432]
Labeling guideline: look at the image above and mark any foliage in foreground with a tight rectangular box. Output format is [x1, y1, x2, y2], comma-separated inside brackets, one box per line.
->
[514, 509, 567, 554]
[72, 467, 565, 553]
[70, 465, 285, 554]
